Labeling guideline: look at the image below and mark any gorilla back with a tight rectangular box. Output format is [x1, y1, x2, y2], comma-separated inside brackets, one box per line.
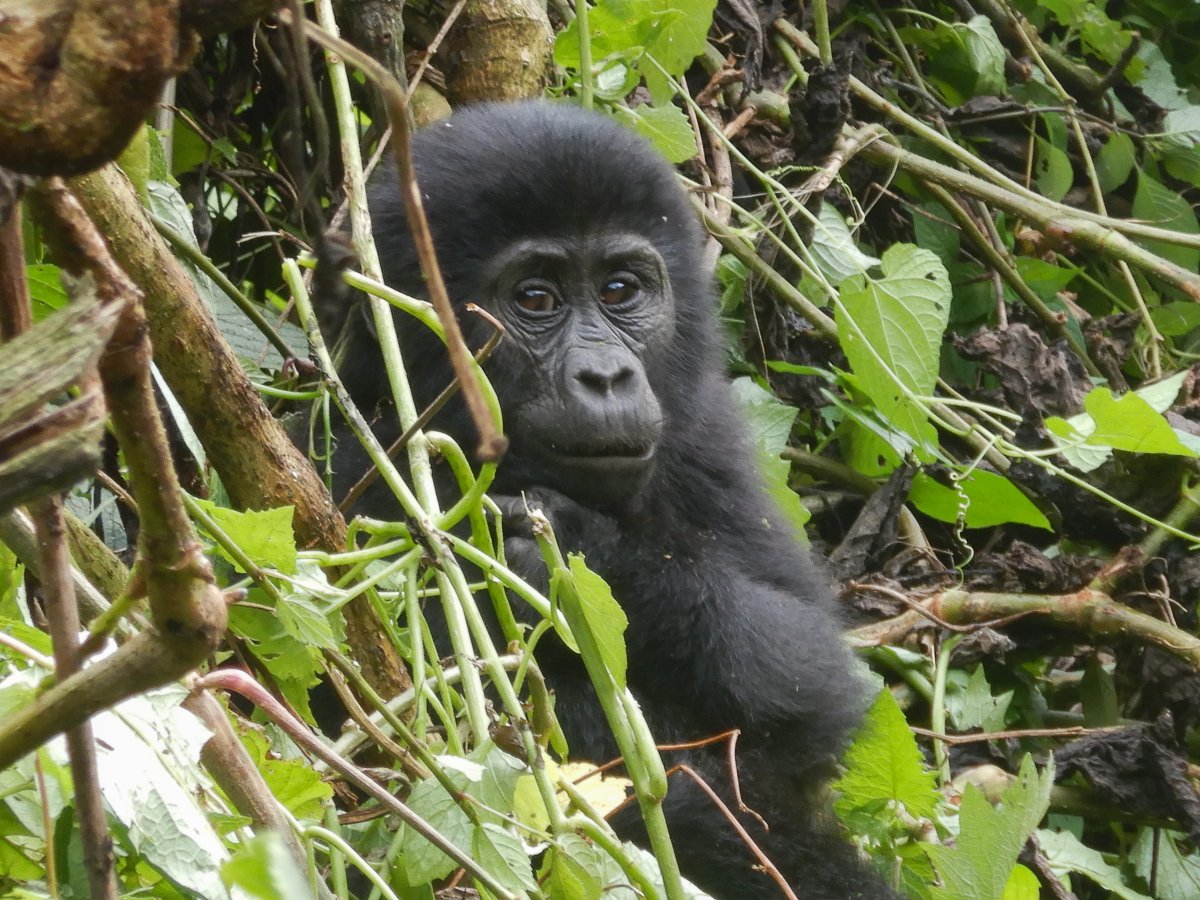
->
[334, 102, 894, 899]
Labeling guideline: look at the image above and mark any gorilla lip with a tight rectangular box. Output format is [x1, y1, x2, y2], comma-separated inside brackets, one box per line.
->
[540, 441, 655, 465]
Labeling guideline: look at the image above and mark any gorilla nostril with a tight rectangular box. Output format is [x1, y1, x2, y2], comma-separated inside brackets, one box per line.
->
[576, 366, 634, 394]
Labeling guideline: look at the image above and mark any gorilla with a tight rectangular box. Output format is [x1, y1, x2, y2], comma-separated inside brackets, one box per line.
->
[330, 101, 893, 899]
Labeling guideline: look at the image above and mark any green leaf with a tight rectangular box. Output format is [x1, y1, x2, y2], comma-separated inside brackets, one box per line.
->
[221, 832, 311, 900]
[147, 181, 305, 370]
[1095, 131, 1136, 193]
[1133, 173, 1200, 273]
[730, 378, 798, 455]
[1040, 828, 1152, 899]
[1047, 374, 1195, 471]
[1134, 42, 1190, 111]
[621, 842, 713, 897]
[909, 469, 1051, 530]
[1013, 256, 1078, 299]
[0, 670, 41, 726]
[836, 244, 951, 457]
[1161, 107, 1200, 186]
[1043, 416, 1112, 473]
[26, 265, 68, 321]
[1080, 656, 1120, 727]
[1163, 105, 1200, 148]
[195, 500, 298, 574]
[811, 203, 882, 284]
[1035, 135, 1073, 202]
[543, 837, 602, 900]
[398, 776, 474, 886]
[641, 0, 718, 103]
[230, 603, 322, 723]
[512, 773, 552, 833]
[1131, 828, 1200, 899]
[475, 745, 527, 814]
[553, 0, 653, 70]
[621, 104, 696, 163]
[1163, 146, 1200, 189]
[0, 619, 51, 659]
[0, 835, 44, 882]
[564, 555, 629, 689]
[1001, 864, 1041, 900]
[927, 755, 1053, 899]
[88, 685, 232, 898]
[557, 0, 715, 105]
[945, 665, 1013, 732]
[834, 690, 939, 821]
[729, 379, 812, 537]
[276, 590, 338, 652]
[473, 824, 539, 894]
[1150, 301, 1200, 337]
[716, 254, 749, 320]
[958, 16, 1006, 97]
[244, 734, 334, 821]
[913, 17, 1003, 104]
[1084, 387, 1197, 456]
[1039, 0, 1130, 64]
[911, 202, 961, 267]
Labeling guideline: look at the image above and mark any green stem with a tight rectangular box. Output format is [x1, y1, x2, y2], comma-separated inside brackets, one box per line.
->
[929, 634, 962, 785]
[812, 0, 832, 64]
[576, 0, 594, 109]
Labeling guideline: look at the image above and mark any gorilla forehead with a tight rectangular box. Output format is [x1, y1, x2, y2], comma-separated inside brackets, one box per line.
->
[409, 102, 703, 283]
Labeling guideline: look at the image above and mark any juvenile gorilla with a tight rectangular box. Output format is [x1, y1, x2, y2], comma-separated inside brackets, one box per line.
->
[334, 102, 891, 899]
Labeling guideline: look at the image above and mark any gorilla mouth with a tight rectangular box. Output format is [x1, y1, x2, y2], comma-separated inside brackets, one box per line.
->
[543, 440, 656, 464]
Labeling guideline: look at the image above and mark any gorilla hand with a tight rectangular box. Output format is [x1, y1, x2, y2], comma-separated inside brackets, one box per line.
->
[491, 488, 620, 589]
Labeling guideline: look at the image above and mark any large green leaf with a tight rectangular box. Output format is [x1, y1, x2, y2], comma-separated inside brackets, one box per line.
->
[836, 245, 951, 456]
[927, 756, 1053, 899]
[620, 103, 697, 162]
[835, 690, 939, 822]
[1133, 172, 1200, 273]
[909, 469, 1051, 530]
[1040, 828, 1152, 899]
[1046, 372, 1196, 471]
[554, 555, 629, 689]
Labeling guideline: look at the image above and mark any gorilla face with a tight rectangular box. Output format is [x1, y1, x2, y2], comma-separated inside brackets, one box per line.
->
[482, 232, 675, 505]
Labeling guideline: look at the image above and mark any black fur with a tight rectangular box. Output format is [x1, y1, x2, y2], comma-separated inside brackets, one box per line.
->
[333, 102, 892, 899]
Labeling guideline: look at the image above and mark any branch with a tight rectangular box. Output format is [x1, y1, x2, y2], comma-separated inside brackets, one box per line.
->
[0, 180, 227, 767]
[0, 1, 186, 176]
[0, 195, 116, 897]
[60, 163, 409, 701]
[849, 589, 1200, 669]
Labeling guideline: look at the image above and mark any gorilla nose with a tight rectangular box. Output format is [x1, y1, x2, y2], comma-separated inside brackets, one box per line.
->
[568, 351, 639, 396]
[574, 363, 635, 395]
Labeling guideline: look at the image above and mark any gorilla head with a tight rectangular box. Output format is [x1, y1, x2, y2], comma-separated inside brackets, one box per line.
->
[339, 103, 722, 512]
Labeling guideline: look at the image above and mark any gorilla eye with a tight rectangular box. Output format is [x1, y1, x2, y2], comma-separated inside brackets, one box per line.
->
[514, 285, 559, 314]
[600, 278, 638, 306]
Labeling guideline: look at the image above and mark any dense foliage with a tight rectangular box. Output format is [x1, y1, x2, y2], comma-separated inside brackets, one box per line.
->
[4, 0, 1200, 897]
